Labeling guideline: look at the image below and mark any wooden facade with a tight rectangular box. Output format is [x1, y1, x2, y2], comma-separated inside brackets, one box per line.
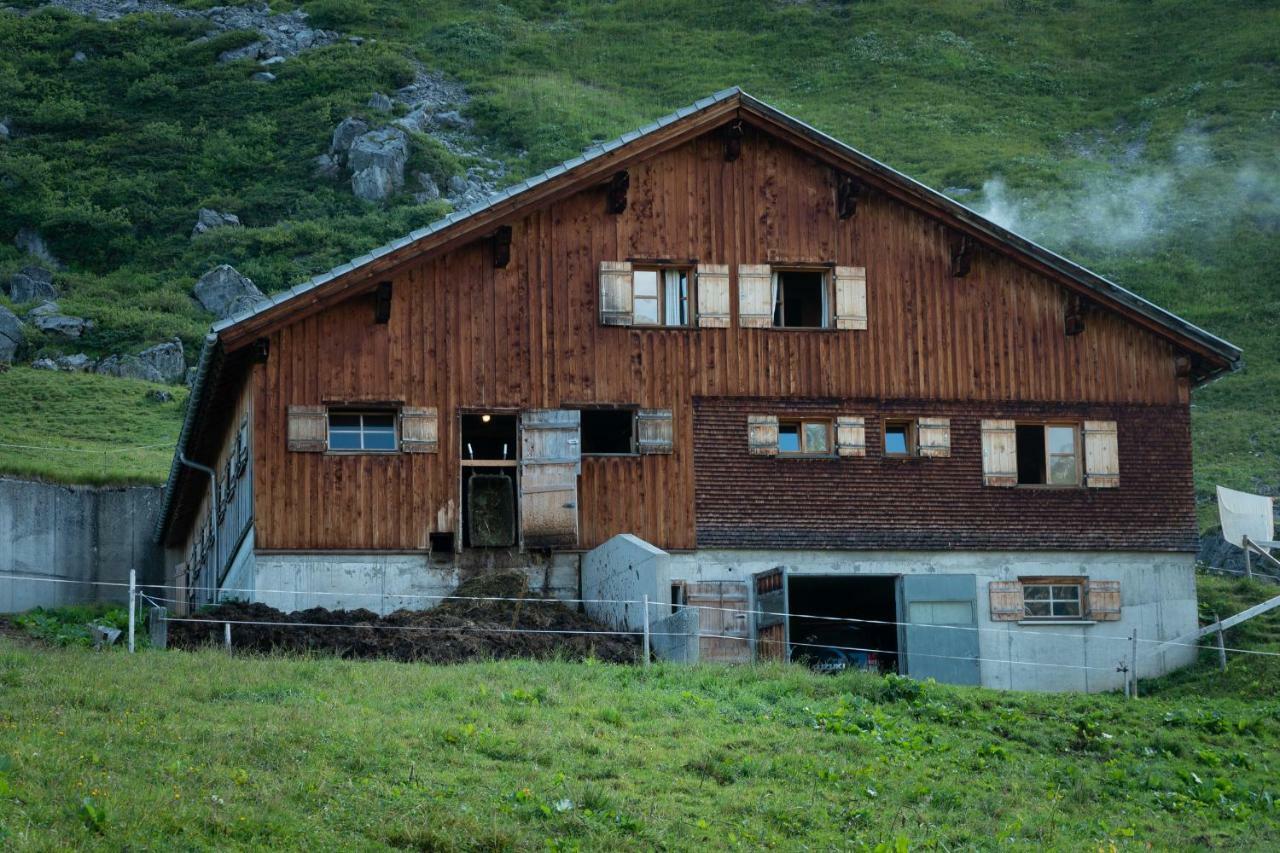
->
[162, 92, 1237, 564]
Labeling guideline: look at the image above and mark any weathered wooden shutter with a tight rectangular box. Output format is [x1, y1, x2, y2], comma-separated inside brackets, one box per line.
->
[835, 416, 866, 457]
[400, 406, 439, 453]
[918, 417, 951, 457]
[519, 409, 580, 548]
[747, 414, 779, 456]
[599, 261, 633, 326]
[833, 266, 868, 330]
[287, 405, 327, 452]
[1083, 420, 1119, 488]
[980, 419, 1017, 486]
[1085, 580, 1122, 621]
[737, 264, 773, 328]
[696, 264, 730, 328]
[989, 580, 1024, 621]
[635, 409, 674, 454]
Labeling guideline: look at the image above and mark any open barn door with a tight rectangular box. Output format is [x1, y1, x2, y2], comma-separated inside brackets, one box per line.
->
[899, 574, 980, 685]
[686, 580, 751, 663]
[519, 409, 581, 548]
[751, 567, 789, 662]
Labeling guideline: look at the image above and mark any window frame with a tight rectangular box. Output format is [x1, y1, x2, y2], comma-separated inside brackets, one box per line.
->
[777, 417, 834, 457]
[1015, 421, 1082, 488]
[326, 409, 400, 454]
[1019, 577, 1085, 621]
[882, 418, 917, 457]
[632, 266, 695, 328]
[771, 267, 832, 330]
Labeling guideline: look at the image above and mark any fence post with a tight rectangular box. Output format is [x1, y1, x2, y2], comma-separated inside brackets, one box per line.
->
[224, 621, 231, 652]
[150, 606, 168, 650]
[1244, 537, 1253, 580]
[642, 594, 651, 667]
[128, 569, 136, 654]
[1130, 630, 1139, 699]
[1215, 613, 1227, 673]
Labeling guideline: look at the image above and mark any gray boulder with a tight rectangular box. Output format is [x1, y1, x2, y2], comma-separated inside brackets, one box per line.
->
[260, 55, 286, 66]
[412, 171, 441, 203]
[0, 116, 9, 141]
[56, 353, 94, 372]
[31, 357, 58, 371]
[313, 153, 341, 179]
[447, 174, 470, 196]
[138, 337, 185, 384]
[329, 117, 368, 159]
[433, 109, 468, 130]
[7, 266, 57, 303]
[15, 227, 62, 269]
[368, 92, 393, 111]
[29, 301, 93, 338]
[193, 264, 266, 319]
[185, 366, 197, 387]
[95, 354, 162, 383]
[349, 127, 408, 201]
[219, 41, 264, 63]
[191, 208, 242, 238]
[1198, 527, 1249, 575]
[251, 71, 276, 83]
[71, 50, 87, 63]
[0, 306, 25, 363]
[148, 389, 174, 403]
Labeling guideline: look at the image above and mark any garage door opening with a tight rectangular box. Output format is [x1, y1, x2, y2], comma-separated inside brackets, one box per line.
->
[787, 575, 899, 673]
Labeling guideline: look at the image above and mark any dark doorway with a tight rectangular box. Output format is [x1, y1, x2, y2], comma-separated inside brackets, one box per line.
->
[462, 413, 517, 461]
[787, 575, 899, 673]
[461, 414, 518, 548]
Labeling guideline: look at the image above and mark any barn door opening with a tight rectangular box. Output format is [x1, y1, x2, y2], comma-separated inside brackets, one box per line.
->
[787, 575, 898, 673]
[751, 567, 788, 662]
[685, 580, 751, 663]
[518, 409, 581, 548]
[461, 413, 518, 548]
[898, 574, 980, 685]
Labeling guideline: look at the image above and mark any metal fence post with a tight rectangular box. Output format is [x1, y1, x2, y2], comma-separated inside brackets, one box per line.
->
[1215, 613, 1228, 673]
[1130, 630, 1139, 699]
[224, 622, 232, 652]
[642, 594, 651, 666]
[127, 569, 136, 654]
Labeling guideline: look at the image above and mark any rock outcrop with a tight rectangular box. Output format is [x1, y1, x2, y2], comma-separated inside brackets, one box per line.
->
[14, 227, 62, 269]
[95, 354, 163, 383]
[137, 337, 185, 384]
[0, 306, 25, 363]
[6, 266, 57, 303]
[192, 265, 267, 319]
[191, 208, 242, 238]
[29, 301, 93, 339]
[348, 127, 408, 202]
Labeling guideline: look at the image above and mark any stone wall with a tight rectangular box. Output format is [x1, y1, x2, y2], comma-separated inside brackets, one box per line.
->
[0, 477, 162, 612]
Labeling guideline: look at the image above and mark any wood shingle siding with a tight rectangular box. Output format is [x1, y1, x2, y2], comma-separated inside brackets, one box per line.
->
[250, 125, 1192, 553]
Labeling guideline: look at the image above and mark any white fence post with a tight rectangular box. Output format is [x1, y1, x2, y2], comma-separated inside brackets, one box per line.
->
[1130, 630, 1139, 699]
[224, 621, 232, 652]
[127, 569, 136, 654]
[642, 594, 651, 666]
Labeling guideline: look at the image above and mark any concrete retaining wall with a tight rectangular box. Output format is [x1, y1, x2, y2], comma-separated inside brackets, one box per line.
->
[0, 477, 162, 612]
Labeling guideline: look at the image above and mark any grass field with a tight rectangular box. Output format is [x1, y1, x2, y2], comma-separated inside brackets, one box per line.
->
[2, 573, 1280, 850]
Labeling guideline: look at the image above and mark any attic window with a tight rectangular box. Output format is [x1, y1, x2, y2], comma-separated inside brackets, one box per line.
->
[633, 268, 692, 326]
[884, 420, 915, 456]
[581, 408, 635, 455]
[773, 270, 829, 328]
[328, 411, 397, 452]
[778, 418, 832, 456]
[1015, 424, 1079, 486]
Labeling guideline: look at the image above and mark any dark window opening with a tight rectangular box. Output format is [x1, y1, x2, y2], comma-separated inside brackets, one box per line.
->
[581, 409, 635, 455]
[461, 413, 517, 461]
[773, 270, 828, 328]
[788, 575, 898, 674]
[670, 581, 687, 615]
[884, 420, 914, 456]
[1016, 424, 1046, 484]
[429, 531, 455, 554]
[328, 411, 397, 451]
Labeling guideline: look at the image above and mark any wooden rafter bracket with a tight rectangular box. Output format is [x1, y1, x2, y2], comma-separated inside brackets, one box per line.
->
[492, 225, 513, 269]
[721, 119, 744, 162]
[605, 170, 630, 214]
[373, 281, 393, 324]
[1065, 293, 1088, 336]
[836, 172, 860, 220]
[950, 234, 973, 278]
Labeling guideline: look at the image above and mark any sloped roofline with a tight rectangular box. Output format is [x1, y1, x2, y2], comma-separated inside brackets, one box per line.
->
[156, 87, 1242, 540]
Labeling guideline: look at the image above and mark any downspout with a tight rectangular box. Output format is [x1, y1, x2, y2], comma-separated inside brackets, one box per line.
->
[178, 452, 218, 604]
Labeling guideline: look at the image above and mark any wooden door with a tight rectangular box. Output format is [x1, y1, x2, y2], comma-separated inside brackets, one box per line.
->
[519, 409, 581, 548]
[899, 574, 981, 685]
[687, 580, 750, 663]
[752, 567, 789, 662]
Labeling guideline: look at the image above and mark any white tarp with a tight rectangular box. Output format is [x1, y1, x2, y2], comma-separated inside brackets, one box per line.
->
[1217, 485, 1275, 548]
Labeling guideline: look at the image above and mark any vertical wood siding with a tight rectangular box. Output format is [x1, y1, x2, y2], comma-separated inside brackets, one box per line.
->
[253, 125, 1185, 552]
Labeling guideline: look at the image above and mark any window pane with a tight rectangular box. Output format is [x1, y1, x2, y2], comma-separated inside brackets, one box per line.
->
[1047, 426, 1075, 455]
[363, 413, 395, 430]
[804, 422, 830, 453]
[665, 269, 689, 326]
[1052, 585, 1080, 600]
[778, 424, 801, 454]
[1023, 585, 1050, 601]
[1048, 454, 1078, 485]
[1055, 600, 1082, 618]
[329, 413, 360, 429]
[634, 296, 660, 325]
[1025, 601, 1051, 617]
[884, 425, 908, 455]
[363, 427, 396, 451]
[634, 269, 658, 297]
[329, 431, 361, 450]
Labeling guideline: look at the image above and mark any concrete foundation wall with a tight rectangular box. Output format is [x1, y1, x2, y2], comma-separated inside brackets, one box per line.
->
[0, 477, 162, 612]
[668, 549, 1198, 692]
[236, 550, 580, 614]
[581, 534, 671, 631]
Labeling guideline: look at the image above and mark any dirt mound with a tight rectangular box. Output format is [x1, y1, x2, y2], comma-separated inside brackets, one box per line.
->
[166, 572, 638, 664]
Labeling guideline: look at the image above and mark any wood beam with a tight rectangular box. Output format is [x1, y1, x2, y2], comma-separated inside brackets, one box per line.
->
[836, 173, 860, 219]
[492, 225, 513, 269]
[950, 235, 973, 278]
[722, 119, 744, 162]
[605, 170, 630, 214]
[373, 281, 392, 324]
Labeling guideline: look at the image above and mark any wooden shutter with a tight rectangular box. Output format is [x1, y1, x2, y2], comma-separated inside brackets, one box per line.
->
[519, 409, 581, 548]
[599, 260, 633, 326]
[696, 264, 730, 327]
[747, 414, 779, 456]
[989, 580, 1024, 621]
[1083, 420, 1119, 488]
[980, 419, 1017, 486]
[737, 264, 773, 328]
[400, 406, 439, 453]
[287, 405, 327, 452]
[636, 409, 674, 454]
[836, 416, 866, 457]
[1085, 580, 1122, 621]
[833, 266, 868, 330]
[918, 417, 951, 457]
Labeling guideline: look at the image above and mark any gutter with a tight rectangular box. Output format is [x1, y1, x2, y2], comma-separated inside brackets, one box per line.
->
[153, 332, 220, 543]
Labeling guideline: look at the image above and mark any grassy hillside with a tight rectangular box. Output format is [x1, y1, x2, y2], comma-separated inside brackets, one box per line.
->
[1, 642, 1278, 849]
[0, 0, 1277, 506]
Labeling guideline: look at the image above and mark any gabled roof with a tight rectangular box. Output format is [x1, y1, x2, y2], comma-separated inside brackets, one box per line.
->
[156, 87, 1242, 540]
